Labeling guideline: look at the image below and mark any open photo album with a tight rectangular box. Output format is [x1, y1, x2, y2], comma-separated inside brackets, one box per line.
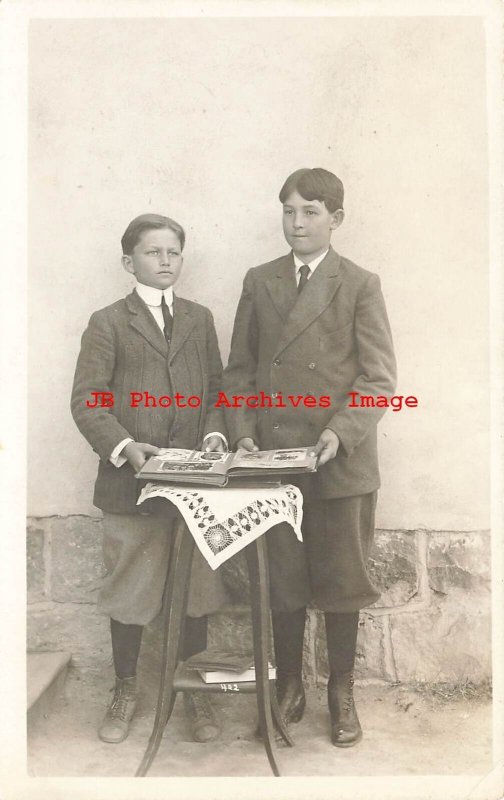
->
[135, 446, 317, 487]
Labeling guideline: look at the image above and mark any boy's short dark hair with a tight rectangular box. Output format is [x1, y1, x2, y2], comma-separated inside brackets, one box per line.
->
[121, 213, 186, 254]
[279, 168, 344, 213]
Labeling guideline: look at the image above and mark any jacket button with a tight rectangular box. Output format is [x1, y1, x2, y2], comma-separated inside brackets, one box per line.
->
[308, 362, 316, 370]
[273, 423, 280, 430]
[273, 359, 281, 367]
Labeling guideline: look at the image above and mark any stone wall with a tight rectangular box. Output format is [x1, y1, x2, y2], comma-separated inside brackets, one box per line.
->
[27, 516, 491, 685]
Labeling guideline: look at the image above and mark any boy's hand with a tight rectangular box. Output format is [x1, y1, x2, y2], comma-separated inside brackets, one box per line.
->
[123, 442, 160, 472]
[311, 429, 340, 468]
[204, 436, 226, 453]
[236, 437, 259, 453]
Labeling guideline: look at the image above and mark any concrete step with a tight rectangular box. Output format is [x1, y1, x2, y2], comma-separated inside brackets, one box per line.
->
[27, 651, 72, 728]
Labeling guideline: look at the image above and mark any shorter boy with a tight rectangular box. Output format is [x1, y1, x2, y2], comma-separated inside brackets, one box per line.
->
[71, 214, 229, 744]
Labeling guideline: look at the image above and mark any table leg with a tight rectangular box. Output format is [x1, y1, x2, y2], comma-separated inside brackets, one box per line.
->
[245, 537, 293, 778]
[135, 517, 194, 777]
[250, 538, 293, 748]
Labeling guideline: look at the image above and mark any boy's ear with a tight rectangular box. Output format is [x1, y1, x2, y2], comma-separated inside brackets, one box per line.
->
[122, 254, 135, 275]
[330, 209, 345, 230]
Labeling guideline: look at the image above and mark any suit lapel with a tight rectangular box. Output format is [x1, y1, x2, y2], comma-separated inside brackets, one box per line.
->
[275, 248, 343, 355]
[265, 254, 299, 322]
[126, 290, 168, 358]
[168, 296, 196, 363]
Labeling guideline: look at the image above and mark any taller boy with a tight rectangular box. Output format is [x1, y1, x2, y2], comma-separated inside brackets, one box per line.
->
[223, 168, 396, 746]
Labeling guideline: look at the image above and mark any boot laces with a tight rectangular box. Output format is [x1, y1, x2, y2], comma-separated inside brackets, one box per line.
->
[188, 692, 212, 719]
[343, 676, 355, 713]
[109, 687, 134, 721]
[343, 693, 354, 713]
[331, 674, 354, 715]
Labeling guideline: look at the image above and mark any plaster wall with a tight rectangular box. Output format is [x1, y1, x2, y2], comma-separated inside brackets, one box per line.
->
[28, 17, 489, 530]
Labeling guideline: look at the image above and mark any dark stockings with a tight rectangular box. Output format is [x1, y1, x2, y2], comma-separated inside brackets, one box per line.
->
[270, 608, 359, 678]
[324, 611, 359, 676]
[271, 608, 306, 676]
[110, 615, 208, 678]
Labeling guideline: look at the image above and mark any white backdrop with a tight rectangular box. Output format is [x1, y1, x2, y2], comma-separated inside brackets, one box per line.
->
[28, 15, 489, 529]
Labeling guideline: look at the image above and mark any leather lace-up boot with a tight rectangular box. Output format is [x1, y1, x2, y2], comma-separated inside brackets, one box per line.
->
[328, 672, 362, 747]
[183, 692, 222, 743]
[254, 673, 305, 740]
[276, 672, 306, 725]
[98, 676, 137, 743]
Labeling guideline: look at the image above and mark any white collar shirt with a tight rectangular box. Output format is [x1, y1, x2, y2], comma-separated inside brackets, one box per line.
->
[293, 249, 329, 284]
[135, 281, 174, 332]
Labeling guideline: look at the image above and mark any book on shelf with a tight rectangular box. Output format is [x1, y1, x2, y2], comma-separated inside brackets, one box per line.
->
[198, 665, 276, 684]
[136, 446, 317, 487]
[184, 648, 255, 672]
[183, 648, 276, 684]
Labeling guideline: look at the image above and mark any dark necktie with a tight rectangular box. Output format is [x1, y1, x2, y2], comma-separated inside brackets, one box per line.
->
[160, 294, 173, 343]
[298, 263, 311, 293]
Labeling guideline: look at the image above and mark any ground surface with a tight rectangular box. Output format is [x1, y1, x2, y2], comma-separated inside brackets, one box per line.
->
[27, 666, 492, 778]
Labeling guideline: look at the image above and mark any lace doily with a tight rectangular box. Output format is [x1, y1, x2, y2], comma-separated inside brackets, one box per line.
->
[137, 483, 303, 570]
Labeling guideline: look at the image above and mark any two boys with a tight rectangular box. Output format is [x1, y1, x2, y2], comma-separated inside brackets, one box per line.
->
[72, 166, 396, 750]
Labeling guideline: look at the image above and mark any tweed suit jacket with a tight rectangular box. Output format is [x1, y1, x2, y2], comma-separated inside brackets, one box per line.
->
[223, 247, 397, 499]
[71, 289, 225, 514]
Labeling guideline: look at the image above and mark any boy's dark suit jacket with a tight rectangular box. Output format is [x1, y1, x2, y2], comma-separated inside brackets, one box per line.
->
[71, 289, 225, 514]
[223, 247, 396, 499]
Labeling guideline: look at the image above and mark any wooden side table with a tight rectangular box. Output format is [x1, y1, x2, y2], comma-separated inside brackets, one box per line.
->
[135, 514, 293, 778]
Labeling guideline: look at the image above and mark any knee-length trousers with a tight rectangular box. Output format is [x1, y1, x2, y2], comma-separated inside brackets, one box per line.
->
[266, 492, 380, 613]
[97, 507, 229, 625]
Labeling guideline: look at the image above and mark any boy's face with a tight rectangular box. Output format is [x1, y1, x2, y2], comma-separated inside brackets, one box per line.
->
[282, 190, 343, 262]
[122, 228, 183, 290]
